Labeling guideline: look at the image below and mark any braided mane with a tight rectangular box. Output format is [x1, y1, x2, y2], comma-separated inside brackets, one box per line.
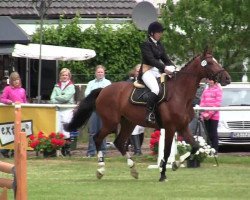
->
[179, 54, 200, 72]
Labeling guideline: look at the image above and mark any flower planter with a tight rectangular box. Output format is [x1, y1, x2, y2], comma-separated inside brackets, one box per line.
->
[43, 149, 56, 158]
[187, 159, 200, 168]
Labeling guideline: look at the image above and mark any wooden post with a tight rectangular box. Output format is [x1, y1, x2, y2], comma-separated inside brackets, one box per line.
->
[14, 103, 27, 200]
[0, 188, 8, 200]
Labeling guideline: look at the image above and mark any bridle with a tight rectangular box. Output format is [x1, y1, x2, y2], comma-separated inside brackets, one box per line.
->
[201, 55, 225, 81]
[165, 54, 226, 102]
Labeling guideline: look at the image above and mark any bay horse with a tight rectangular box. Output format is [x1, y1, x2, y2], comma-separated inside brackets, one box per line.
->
[65, 49, 231, 182]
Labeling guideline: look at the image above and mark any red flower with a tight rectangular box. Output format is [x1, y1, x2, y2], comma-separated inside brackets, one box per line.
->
[149, 130, 160, 155]
[28, 131, 65, 152]
[58, 133, 65, 139]
[29, 135, 35, 140]
[49, 132, 56, 138]
[30, 140, 40, 148]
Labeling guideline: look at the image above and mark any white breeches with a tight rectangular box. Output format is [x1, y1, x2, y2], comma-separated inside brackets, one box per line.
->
[131, 125, 145, 136]
[142, 70, 159, 95]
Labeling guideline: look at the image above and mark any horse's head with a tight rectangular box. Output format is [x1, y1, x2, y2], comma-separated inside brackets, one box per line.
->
[199, 50, 231, 86]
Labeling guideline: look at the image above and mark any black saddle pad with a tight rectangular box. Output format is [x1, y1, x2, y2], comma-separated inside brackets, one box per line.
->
[130, 82, 167, 105]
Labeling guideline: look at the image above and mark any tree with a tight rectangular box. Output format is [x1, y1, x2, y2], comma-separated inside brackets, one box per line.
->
[161, 0, 250, 81]
[32, 17, 145, 83]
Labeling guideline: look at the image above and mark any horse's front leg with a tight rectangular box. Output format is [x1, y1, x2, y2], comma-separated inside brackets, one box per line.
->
[159, 130, 174, 182]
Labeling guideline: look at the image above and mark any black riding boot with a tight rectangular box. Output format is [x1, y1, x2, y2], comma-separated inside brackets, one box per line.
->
[131, 135, 142, 156]
[146, 92, 158, 123]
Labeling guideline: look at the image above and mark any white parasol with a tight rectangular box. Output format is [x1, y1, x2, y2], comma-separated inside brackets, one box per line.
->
[12, 43, 96, 61]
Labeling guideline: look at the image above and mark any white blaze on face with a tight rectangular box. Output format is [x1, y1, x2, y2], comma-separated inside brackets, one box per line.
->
[212, 57, 218, 64]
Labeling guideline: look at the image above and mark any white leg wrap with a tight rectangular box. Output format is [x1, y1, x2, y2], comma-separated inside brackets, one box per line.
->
[127, 158, 134, 168]
[97, 151, 104, 158]
[180, 152, 191, 163]
[97, 166, 105, 175]
[98, 162, 105, 167]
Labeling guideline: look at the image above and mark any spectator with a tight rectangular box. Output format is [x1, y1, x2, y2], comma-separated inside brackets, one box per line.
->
[85, 65, 111, 157]
[126, 64, 145, 155]
[0, 72, 27, 158]
[189, 81, 206, 135]
[0, 72, 27, 104]
[200, 78, 222, 155]
[50, 68, 76, 156]
[0, 76, 8, 97]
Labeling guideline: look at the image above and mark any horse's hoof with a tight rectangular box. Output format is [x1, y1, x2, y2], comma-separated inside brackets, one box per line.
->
[159, 175, 167, 182]
[172, 161, 180, 171]
[96, 169, 104, 179]
[130, 166, 139, 179]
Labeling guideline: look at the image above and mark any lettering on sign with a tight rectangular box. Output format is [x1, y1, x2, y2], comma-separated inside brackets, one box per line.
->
[0, 120, 33, 146]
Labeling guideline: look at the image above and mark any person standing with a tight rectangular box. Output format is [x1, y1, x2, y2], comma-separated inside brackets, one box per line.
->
[0, 72, 27, 104]
[189, 82, 206, 135]
[126, 64, 145, 155]
[0, 76, 8, 97]
[140, 21, 175, 123]
[85, 65, 111, 157]
[0, 72, 27, 158]
[50, 68, 76, 156]
[200, 78, 222, 155]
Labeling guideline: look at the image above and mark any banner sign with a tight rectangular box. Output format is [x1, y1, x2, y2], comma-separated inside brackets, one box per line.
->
[0, 105, 56, 149]
[0, 120, 33, 146]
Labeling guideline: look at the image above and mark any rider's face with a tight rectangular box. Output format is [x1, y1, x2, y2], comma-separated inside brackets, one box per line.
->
[152, 32, 163, 41]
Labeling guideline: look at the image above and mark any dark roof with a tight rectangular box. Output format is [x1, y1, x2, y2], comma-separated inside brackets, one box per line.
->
[0, 16, 30, 44]
[0, 0, 138, 19]
[0, 16, 30, 54]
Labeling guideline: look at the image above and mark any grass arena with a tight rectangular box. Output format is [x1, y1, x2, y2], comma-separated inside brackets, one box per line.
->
[1, 105, 250, 199]
[1, 155, 250, 199]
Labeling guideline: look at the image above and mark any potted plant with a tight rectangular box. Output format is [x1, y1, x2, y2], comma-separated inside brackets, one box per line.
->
[29, 131, 65, 157]
[177, 136, 216, 168]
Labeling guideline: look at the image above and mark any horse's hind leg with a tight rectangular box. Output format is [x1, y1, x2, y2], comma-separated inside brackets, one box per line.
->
[114, 118, 138, 179]
[172, 127, 199, 171]
[94, 122, 118, 179]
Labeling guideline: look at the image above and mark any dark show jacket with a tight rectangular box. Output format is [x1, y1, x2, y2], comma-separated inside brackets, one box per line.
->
[140, 37, 173, 73]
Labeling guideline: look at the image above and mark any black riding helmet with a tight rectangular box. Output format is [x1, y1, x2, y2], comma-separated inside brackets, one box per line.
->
[148, 21, 165, 36]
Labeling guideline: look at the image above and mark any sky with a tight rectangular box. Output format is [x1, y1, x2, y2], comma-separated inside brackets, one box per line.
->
[135, 0, 179, 7]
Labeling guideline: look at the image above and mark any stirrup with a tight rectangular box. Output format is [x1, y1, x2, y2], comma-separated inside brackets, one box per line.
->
[146, 112, 155, 123]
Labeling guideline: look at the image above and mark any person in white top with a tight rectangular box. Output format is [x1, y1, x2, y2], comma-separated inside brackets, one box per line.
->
[85, 65, 111, 157]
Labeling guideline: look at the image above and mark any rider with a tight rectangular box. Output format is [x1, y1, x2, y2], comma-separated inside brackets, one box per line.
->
[140, 21, 175, 123]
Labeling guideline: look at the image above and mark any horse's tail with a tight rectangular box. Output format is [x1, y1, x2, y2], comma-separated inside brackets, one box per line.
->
[64, 88, 103, 132]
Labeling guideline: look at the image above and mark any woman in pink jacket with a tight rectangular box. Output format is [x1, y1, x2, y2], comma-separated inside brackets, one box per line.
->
[200, 78, 222, 154]
[0, 71, 27, 104]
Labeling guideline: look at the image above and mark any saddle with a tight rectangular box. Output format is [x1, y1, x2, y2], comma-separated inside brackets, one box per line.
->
[130, 74, 168, 105]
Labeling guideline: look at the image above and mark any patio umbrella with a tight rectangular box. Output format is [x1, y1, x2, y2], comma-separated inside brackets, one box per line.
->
[12, 43, 96, 61]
